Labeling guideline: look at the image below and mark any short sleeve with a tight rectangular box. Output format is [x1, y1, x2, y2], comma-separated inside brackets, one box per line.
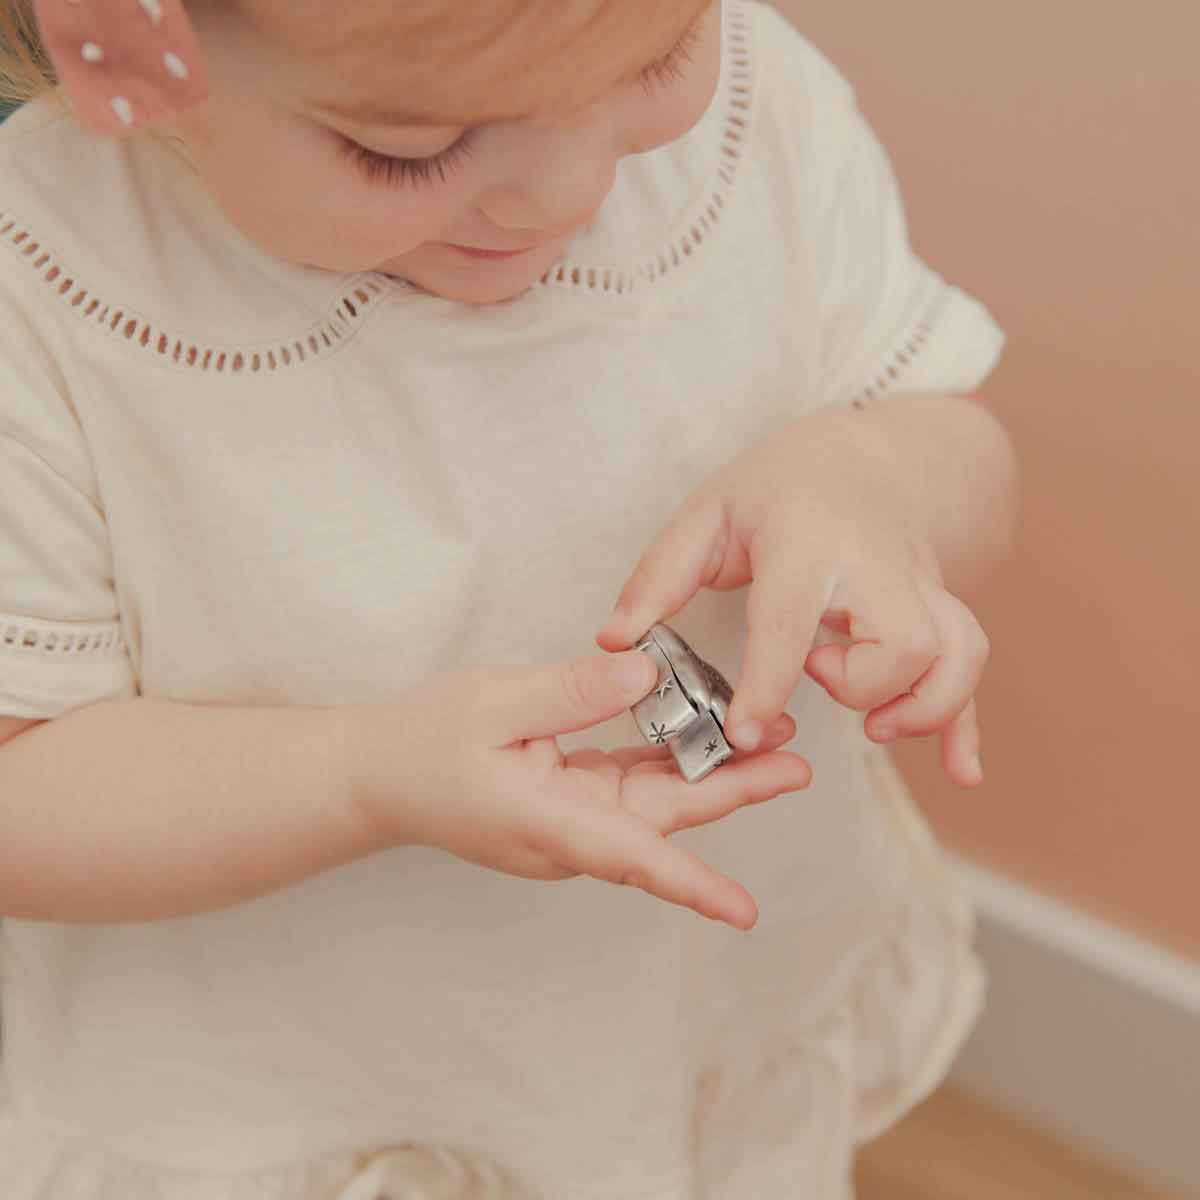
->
[755, 4, 1007, 408]
[0, 289, 137, 718]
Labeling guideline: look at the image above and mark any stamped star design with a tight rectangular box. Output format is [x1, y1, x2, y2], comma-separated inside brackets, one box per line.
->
[654, 677, 675, 700]
[704, 738, 720, 758]
[649, 722, 669, 745]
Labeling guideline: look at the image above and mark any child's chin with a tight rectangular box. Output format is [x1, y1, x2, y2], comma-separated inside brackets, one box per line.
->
[423, 273, 543, 305]
[389, 245, 565, 306]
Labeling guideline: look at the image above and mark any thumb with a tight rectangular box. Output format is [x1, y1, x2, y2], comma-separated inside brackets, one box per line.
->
[595, 497, 734, 652]
[483, 650, 658, 745]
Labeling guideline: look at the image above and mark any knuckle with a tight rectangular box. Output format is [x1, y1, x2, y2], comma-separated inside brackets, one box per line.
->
[969, 622, 992, 664]
[908, 668, 932, 699]
[560, 659, 597, 716]
[887, 697, 933, 734]
[658, 803, 685, 836]
[614, 580, 639, 615]
[906, 713, 943, 737]
[842, 676, 882, 709]
[902, 630, 940, 665]
[765, 599, 805, 640]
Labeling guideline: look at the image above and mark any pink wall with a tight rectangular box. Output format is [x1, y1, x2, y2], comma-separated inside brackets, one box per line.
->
[772, 0, 1200, 957]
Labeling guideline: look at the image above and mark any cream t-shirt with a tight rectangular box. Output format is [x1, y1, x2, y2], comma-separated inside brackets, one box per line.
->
[0, 3, 1006, 1197]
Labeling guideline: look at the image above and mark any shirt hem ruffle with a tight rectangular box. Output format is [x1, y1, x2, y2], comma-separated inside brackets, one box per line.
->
[0, 741, 982, 1200]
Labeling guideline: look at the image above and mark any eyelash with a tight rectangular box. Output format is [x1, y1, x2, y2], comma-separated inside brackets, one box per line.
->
[341, 129, 478, 190]
[638, 21, 703, 95]
[343, 19, 705, 190]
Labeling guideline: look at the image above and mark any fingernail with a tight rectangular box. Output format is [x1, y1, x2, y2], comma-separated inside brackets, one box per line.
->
[615, 651, 654, 696]
[730, 721, 762, 751]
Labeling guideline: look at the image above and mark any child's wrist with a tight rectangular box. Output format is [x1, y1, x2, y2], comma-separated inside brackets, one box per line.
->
[338, 699, 435, 853]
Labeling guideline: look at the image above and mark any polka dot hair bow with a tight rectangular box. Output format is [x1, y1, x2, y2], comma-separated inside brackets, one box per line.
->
[34, 0, 208, 135]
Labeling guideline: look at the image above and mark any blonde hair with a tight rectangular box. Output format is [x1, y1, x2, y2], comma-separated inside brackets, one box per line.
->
[0, 1, 56, 107]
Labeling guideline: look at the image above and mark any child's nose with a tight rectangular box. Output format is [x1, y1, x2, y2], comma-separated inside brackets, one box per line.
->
[479, 167, 615, 237]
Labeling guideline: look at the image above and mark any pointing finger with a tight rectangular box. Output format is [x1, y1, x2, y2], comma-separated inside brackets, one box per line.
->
[724, 537, 836, 749]
[595, 497, 732, 651]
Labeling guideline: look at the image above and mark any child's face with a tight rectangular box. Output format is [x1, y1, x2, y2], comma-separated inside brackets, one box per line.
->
[172, 0, 721, 304]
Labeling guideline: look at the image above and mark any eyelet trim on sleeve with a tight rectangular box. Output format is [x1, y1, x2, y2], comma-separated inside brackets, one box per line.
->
[0, 613, 127, 657]
[846, 281, 954, 410]
[536, 0, 754, 297]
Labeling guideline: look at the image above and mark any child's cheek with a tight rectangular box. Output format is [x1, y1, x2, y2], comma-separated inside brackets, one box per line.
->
[198, 114, 454, 273]
[343, 185, 467, 265]
[632, 41, 723, 153]
[290, 183, 459, 274]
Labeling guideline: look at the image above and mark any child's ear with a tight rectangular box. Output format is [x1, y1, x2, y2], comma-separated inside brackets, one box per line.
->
[34, 0, 208, 137]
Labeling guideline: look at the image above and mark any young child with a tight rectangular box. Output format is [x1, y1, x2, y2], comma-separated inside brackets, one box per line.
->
[0, 0, 1017, 1196]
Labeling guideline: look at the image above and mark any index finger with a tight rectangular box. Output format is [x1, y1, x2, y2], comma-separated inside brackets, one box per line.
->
[725, 532, 837, 748]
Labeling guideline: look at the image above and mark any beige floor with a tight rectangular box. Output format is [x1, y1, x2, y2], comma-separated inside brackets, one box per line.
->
[855, 1085, 1182, 1200]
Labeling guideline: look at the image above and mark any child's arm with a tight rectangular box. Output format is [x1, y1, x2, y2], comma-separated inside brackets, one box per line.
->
[0, 652, 810, 931]
[0, 695, 375, 923]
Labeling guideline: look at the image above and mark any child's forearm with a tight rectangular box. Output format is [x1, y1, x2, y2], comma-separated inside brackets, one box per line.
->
[0, 695, 383, 923]
[803, 391, 1020, 600]
[869, 391, 1019, 598]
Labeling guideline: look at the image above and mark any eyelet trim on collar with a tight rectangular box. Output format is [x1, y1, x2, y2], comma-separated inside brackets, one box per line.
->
[0, 211, 388, 375]
[0, 0, 756, 371]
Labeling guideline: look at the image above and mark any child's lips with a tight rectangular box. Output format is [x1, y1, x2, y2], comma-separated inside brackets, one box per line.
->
[443, 223, 581, 260]
[445, 242, 542, 260]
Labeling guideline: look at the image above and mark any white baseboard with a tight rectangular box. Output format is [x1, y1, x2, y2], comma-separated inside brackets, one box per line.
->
[947, 854, 1200, 1198]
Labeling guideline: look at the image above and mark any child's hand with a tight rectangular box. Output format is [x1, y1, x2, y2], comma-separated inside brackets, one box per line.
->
[595, 416, 990, 788]
[347, 651, 811, 931]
